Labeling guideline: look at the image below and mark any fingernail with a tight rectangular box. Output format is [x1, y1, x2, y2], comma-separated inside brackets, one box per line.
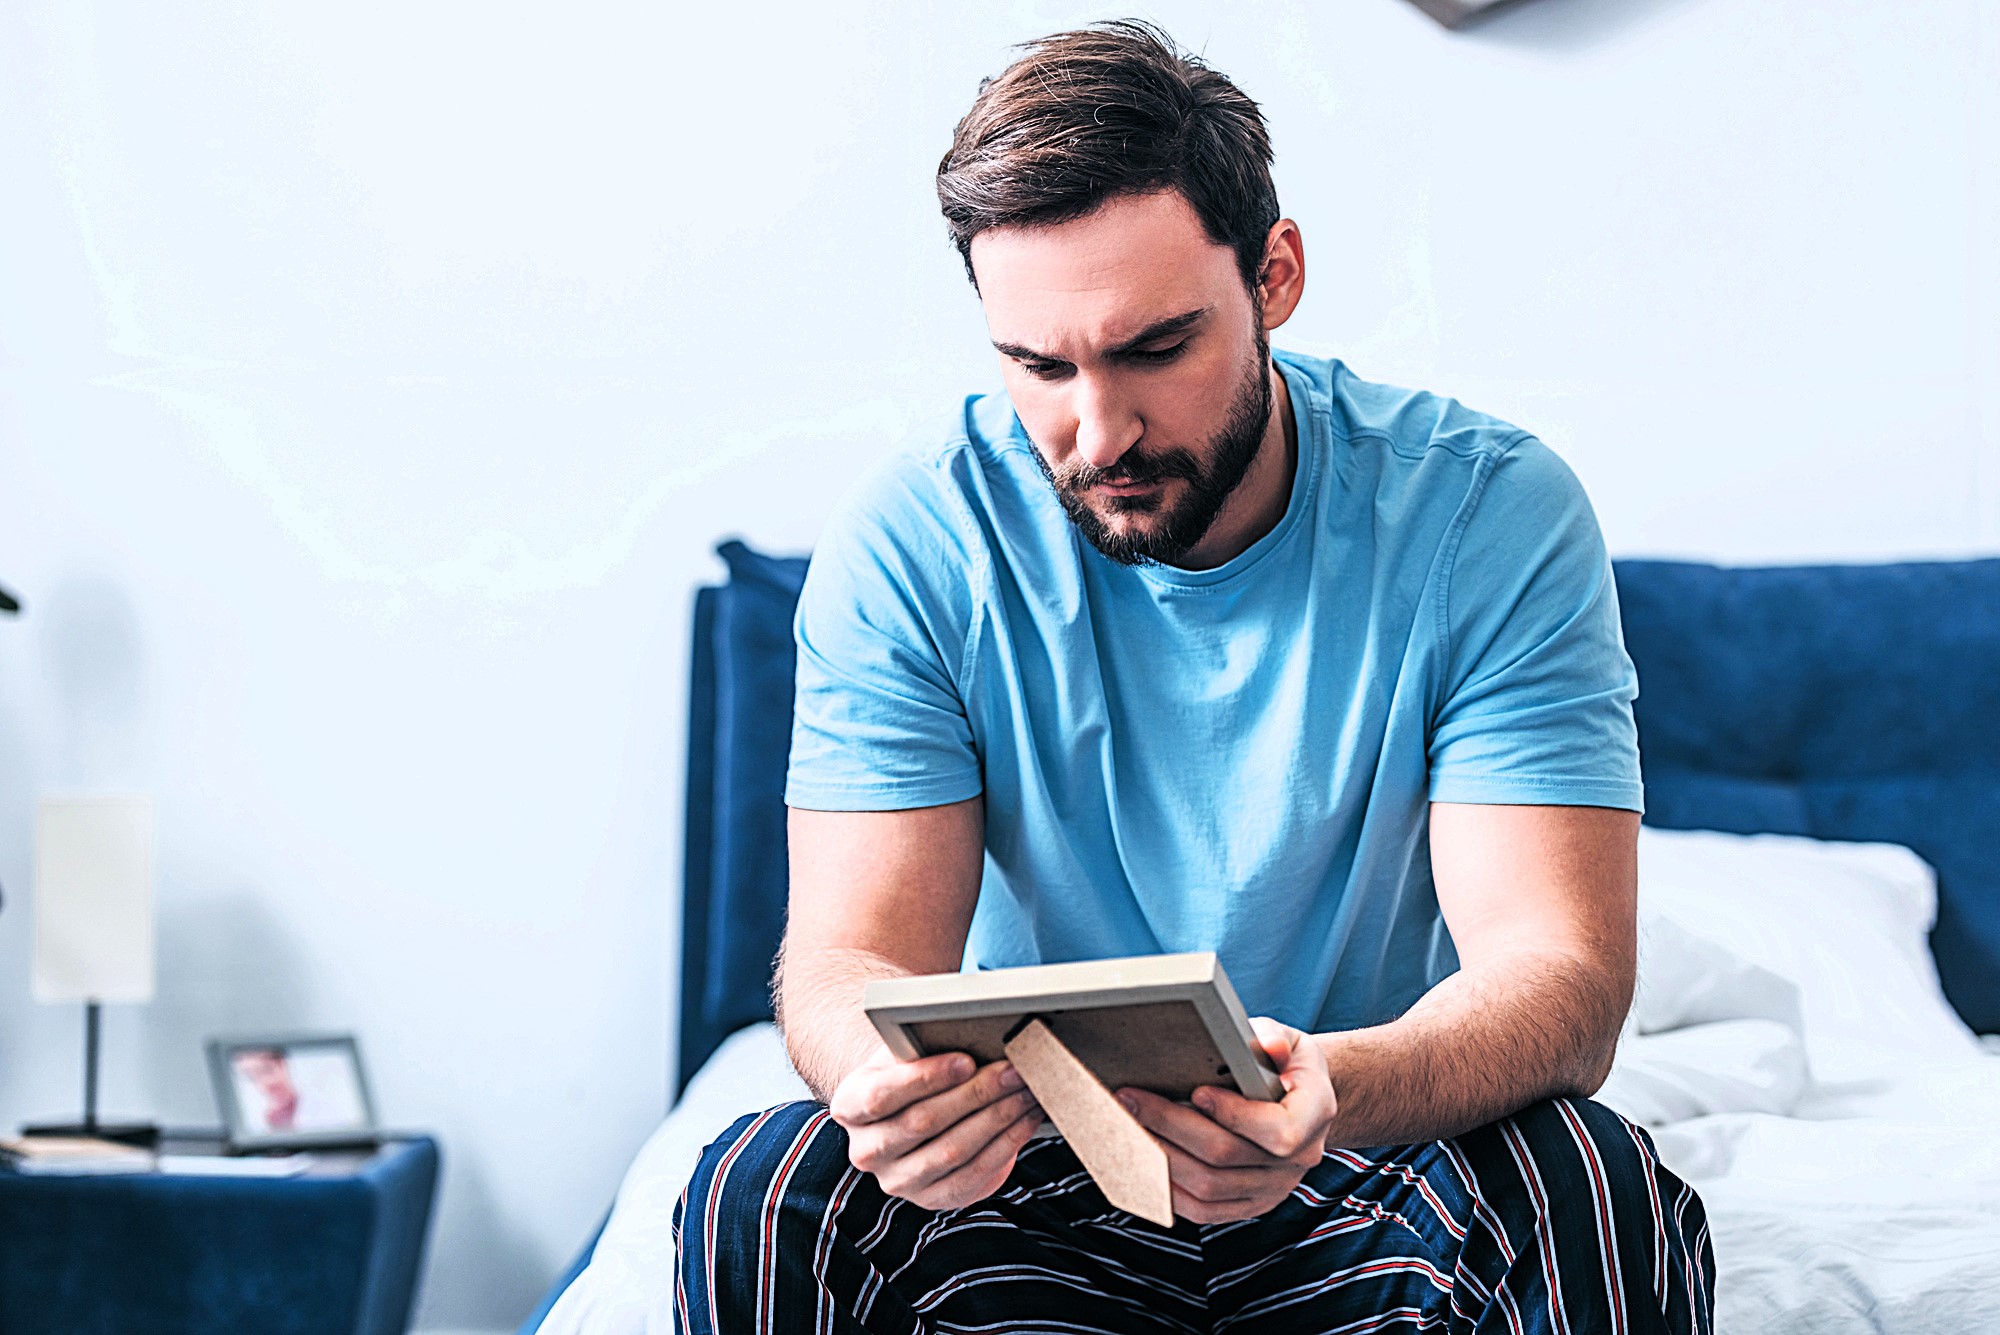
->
[1116, 1093, 1137, 1115]
[950, 1054, 974, 1080]
[999, 1063, 1024, 1090]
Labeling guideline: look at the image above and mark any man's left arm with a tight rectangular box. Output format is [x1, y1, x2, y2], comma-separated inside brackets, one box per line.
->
[1119, 801, 1636, 1223]
[1120, 436, 1644, 1223]
[1309, 800, 1637, 1144]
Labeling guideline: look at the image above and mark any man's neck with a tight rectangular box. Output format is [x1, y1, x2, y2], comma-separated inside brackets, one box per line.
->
[1175, 359, 1299, 571]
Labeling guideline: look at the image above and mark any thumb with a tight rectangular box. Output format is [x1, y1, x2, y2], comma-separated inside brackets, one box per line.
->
[1248, 1016, 1304, 1069]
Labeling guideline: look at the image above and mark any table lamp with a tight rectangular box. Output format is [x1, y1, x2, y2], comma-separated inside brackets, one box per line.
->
[24, 795, 160, 1146]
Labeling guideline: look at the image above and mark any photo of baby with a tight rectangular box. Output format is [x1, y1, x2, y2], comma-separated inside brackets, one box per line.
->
[221, 1039, 373, 1140]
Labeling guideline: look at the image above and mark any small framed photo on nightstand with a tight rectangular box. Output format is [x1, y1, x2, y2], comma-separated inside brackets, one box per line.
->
[206, 1033, 380, 1152]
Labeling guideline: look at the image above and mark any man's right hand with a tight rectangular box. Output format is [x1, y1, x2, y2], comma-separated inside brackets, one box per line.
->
[829, 1048, 1042, 1211]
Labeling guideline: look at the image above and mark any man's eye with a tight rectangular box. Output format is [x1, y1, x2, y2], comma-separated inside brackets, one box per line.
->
[1020, 360, 1069, 379]
[1132, 341, 1188, 364]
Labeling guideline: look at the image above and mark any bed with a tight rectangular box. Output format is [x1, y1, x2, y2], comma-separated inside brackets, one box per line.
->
[526, 547, 2000, 1335]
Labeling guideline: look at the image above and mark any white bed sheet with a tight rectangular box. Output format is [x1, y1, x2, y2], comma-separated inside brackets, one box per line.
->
[541, 827, 2000, 1335]
[542, 1026, 2000, 1335]
[538, 1025, 809, 1335]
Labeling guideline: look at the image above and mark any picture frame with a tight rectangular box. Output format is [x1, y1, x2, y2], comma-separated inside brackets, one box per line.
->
[863, 952, 1283, 1103]
[204, 1033, 380, 1152]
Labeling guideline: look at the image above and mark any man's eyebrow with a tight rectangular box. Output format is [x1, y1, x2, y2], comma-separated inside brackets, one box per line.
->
[991, 307, 1211, 363]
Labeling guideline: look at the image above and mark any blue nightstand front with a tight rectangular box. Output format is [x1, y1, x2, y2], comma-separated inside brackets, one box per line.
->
[0, 1135, 438, 1335]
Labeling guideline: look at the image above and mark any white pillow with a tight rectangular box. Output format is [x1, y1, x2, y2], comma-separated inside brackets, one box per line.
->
[1599, 1019, 1812, 1126]
[1632, 914, 1805, 1037]
[1602, 914, 1814, 1125]
[1635, 827, 1980, 1083]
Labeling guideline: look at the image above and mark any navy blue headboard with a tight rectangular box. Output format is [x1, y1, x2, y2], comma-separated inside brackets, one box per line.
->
[676, 548, 2000, 1093]
[678, 541, 809, 1095]
[1613, 558, 2000, 1032]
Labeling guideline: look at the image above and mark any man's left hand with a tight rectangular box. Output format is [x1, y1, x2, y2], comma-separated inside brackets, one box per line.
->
[1117, 1017, 1336, 1224]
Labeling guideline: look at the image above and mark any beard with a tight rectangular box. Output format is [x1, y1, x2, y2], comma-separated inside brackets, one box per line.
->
[1030, 327, 1274, 568]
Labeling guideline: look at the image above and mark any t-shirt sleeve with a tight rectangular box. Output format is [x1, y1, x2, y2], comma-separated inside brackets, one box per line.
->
[1425, 436, 1644, 813]
[784, 456, 985, 811]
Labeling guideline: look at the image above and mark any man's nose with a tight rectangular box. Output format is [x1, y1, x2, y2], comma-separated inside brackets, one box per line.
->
[1071, 374, 1141, 471]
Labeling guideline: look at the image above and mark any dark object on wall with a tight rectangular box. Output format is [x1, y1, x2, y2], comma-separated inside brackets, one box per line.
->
[1405, 0, 1534, 28]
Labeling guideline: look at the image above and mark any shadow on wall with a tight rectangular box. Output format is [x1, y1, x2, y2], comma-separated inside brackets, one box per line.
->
[138, 889, 317, 1125]
[43, 574, 148, 779]
[1456, 0, 1699, 51]
[415, 1143, 547, 1331]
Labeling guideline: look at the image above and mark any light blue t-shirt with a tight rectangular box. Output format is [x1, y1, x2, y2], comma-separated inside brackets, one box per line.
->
[785, 350, 1642, 1034]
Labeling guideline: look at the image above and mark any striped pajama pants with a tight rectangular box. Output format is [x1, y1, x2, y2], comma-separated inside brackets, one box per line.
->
[674, 1095, 1714, 1334]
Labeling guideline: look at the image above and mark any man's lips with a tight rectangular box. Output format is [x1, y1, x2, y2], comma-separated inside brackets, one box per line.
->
[1092, 476, 1163, 495]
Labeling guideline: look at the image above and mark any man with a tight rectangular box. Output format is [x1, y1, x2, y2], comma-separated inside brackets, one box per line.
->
[678, 19, 1713, 1333]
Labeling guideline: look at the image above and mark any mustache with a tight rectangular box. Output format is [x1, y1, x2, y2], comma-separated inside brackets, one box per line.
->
[1053, 447, 1205, 491]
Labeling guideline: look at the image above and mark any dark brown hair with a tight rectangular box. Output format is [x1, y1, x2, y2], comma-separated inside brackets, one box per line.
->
[936, 19, 1280, 292]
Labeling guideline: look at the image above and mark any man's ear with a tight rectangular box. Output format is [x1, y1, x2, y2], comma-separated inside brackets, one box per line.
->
[1256, 219, 1306, 330]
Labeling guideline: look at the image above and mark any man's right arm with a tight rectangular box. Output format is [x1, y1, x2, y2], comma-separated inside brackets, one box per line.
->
[778, 799, 984, 1097]
[777, 798, 1043, 1211]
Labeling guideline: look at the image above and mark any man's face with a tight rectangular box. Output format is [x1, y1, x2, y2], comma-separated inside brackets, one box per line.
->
[971, 190, 1274, 566]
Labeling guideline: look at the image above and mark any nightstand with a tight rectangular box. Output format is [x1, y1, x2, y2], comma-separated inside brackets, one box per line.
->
[0, 1133, 438, 1335]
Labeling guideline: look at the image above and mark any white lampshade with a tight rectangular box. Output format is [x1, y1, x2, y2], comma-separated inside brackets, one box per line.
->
[31, 795, 155, 1004]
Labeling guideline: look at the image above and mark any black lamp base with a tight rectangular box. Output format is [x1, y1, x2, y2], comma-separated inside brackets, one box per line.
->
[20, 1119, 161, 1148]
[27, 1000, 160, 1149]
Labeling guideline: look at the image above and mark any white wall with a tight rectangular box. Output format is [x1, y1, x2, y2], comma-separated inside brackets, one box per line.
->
[1, 0, 1994, 1328]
